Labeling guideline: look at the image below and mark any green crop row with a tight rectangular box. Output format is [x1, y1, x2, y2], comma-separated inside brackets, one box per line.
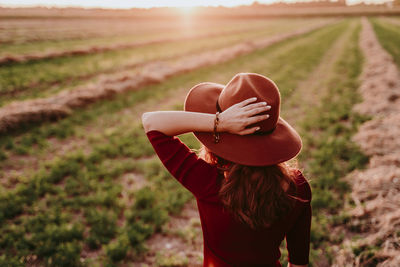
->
[294, 20, 369, 265]
[371, 17, 400, 68]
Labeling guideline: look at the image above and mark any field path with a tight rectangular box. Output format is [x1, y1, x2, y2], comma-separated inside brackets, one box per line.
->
[333, 17, 400, 266]
[283, 20, 358, 126]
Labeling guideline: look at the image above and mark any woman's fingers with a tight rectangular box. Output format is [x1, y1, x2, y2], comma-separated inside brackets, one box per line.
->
[242, 98, 270, 115]
[237, 97, 257, 107]
[246, 105, 271, 116]
[242, 101, 269, 111]
[248, 114, 269, 124]
[239, 113, 270, 135]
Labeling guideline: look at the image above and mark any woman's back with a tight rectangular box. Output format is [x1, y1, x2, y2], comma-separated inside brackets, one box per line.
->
[146, 130, 311, 267]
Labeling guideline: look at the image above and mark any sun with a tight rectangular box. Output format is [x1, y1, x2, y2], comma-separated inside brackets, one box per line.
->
[177, 6, 195, 15]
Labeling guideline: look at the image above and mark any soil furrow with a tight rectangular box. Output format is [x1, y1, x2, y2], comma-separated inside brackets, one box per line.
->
[333, 17, 400, 266]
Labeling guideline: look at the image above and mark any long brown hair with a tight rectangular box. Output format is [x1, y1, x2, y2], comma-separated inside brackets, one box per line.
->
[198, 145, 300, 230]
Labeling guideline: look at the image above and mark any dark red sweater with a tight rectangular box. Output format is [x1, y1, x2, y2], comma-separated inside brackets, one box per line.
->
[146, 130, 312, 267]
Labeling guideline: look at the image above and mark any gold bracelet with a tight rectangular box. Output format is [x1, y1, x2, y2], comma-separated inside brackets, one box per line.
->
[213, 112, 220, 143]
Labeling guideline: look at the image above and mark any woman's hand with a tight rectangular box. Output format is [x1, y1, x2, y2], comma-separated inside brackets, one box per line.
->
[218, 97, 271, 135]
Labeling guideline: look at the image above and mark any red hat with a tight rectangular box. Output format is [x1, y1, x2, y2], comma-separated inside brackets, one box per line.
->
[184, 72, 302, 166]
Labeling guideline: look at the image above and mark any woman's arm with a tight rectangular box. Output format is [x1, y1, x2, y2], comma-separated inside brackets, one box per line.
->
[141, 97, 271, 136]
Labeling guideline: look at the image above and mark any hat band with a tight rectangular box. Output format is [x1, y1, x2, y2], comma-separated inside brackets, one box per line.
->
[216, 99, 276, 136]
[216, 99, 222, 113]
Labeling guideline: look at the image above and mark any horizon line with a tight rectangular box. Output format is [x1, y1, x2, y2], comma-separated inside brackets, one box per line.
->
[0, 0, 390, 10]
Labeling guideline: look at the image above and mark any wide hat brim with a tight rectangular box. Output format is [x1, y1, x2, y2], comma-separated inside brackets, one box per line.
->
[184, 82, 302, 166]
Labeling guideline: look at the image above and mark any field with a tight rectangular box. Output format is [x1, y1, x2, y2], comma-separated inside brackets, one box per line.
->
[0, 8, 400, 267]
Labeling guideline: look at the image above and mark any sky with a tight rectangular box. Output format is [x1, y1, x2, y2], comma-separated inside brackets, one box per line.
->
[0, 0, 390, 9]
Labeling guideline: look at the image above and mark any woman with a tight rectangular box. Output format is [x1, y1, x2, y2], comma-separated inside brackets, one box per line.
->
[141, 73, 311, 267]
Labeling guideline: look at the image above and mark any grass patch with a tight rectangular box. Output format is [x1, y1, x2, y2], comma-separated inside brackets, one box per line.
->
[371, 17, 400, 68]
[0, 123, 193, 265]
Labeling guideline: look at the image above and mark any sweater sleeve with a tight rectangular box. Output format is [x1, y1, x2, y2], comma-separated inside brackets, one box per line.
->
[285, 172, 312, 265]
[145, 130, 220, 199]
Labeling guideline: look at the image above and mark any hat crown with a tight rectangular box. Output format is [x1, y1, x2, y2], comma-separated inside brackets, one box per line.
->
[218, 73, 280, 133]
[183, 72, 302, 166]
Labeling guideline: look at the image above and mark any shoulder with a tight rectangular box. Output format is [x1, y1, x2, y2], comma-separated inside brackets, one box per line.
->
[292, 169, 312, 201]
